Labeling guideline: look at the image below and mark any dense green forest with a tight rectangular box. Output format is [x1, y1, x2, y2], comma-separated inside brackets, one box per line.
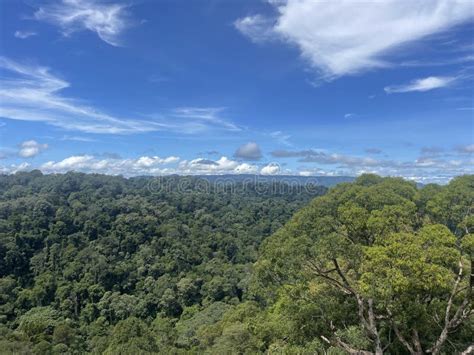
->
[0, 172, 472, 354]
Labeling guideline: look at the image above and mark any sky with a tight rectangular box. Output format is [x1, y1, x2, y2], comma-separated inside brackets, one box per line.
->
[0, 0, 473, 183]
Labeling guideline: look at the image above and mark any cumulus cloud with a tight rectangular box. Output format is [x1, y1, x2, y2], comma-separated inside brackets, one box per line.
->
[14, 31, 37, 39]
[0, 162, 30, 174]
[179, 156, 258, 175]
[260, 163, 280, 175]
[1, 149, 472, 182]
[40, 155, 179, 175]
[384, 76, 457, 93]
[234, 142, 262, 160]
[235, 0, 474, 79]
[19, 154, 259, 176]
[18, 140, 48, 158]
[0, 57, 239, 134]
[34, 0, 132, 46]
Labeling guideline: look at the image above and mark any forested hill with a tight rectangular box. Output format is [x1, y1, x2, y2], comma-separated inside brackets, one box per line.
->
[195, 174, 355, 187]
[0, 172, 472, 354]
[0, 171, 325, 354]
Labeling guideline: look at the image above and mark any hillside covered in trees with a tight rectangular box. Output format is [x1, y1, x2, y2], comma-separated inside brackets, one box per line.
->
[0, 172, 472, 354]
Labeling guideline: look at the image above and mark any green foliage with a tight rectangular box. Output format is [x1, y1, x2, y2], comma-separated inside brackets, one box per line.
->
[255, 174, 473, 354]
[0, 171, 324, 353]
[1, 172, 472, 354]
[103, 317, 159, 354]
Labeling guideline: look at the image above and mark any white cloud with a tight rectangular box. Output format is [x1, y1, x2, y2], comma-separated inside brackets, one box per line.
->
[29, 154, 257, 176]
[40, 155, 179, 175]
[235, 0, 474, 79]
[179, 156, 258, 175]
[344, 113, 356, 119]
[34, 0, 132, 46]
[172, 107, 241, 132]
[0, 57, 239, 134]
[234, 142, 262, 160]
[234, 15, 275, 43]
[384, 76, 456, 93]
[60, 135, 97, 142]
[0, 162, 30, 174]
[14, 31, 37, 39]
[260, 163, 280, 175]
[1, 149, 472, 183]
[18, 140, 48, 158]
[269, 131, 291, 146]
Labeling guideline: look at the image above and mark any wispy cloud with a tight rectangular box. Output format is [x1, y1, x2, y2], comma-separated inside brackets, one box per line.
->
[60, 135, 97, 142]
[14, 31, 37, 39]
[235, 0, 474, 80]
[384, 76, 457, 93]
[34, 0, 133, 46]
[400, 55, 474, 67]
[234, 15, 275, 44]
[0, 57, 240, 134]
[0, 57, 164, 134]
[18, 140, 48, 158]
[171, 107, 241, 132]
[269, 131, 292, 146]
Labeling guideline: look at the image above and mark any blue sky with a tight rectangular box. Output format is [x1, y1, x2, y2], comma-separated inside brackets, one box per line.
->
[0, 0, 473, 183]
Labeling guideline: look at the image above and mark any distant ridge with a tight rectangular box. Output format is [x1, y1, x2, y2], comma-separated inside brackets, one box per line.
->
[196, 174, 355, 187]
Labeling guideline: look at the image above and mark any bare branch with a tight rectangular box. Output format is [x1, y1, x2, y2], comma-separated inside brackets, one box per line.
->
[412, 328, 423, 354]
[428, 259, 472, 354]
[386, 308, 416, 355]
[461, 344, 474, 355]
[320, 334, 374, 355]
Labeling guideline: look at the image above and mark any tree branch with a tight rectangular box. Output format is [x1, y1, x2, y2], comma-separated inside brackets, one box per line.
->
[428, 259, 472, 354]
[461, 344, 474, 355]
[320, 334, 374, 355]
[386, 308, 416, 355]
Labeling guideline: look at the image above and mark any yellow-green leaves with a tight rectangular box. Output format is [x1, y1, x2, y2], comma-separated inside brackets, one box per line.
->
[360, 225, 459, 301]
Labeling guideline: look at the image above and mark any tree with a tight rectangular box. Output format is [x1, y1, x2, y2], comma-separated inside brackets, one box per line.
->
[103, 317, 158, 354]
[256, 175, 473, 354]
